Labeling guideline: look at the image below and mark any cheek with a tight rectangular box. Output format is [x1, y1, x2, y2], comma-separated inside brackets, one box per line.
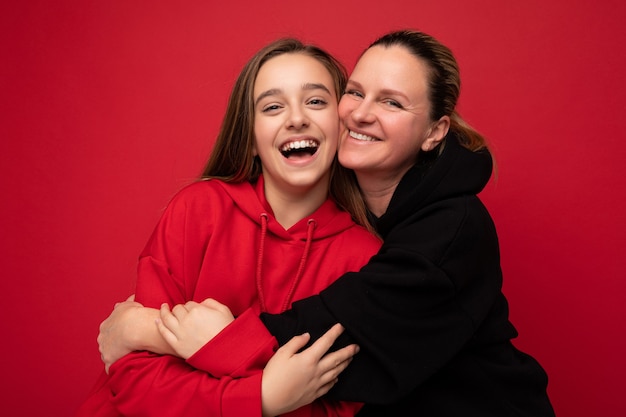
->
[253, 119, 274, 144]
[337, 96, 353, 121]
[316, 108, 341, 141]
[252, 127, 260, 155]
[253, 121, 272, 156]
[328, 118, 341, 141]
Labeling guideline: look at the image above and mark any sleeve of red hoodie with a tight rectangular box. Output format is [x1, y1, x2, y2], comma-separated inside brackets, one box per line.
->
[108, 305, 361, 417]
[107, 184, 362, 417]
[185, 309, 362, 416]
[108, 258, 273, 416]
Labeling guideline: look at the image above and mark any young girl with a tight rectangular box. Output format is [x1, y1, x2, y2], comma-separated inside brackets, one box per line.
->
[76, 38, 381, 417]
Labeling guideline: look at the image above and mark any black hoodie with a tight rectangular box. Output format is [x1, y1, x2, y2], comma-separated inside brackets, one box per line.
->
[261, 133, 554, 416]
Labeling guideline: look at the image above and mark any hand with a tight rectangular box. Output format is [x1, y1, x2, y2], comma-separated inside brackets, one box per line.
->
[98, 295, 146, 373]
[156, 298, 235, 359]
[261, 324, 358, 416]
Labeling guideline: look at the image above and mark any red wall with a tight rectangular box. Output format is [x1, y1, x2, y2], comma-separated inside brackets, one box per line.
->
[2, 1, 625, 415]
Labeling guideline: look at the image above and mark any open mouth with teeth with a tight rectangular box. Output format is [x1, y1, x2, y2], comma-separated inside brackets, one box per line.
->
[280, 139, 320, 159]
[349, 130, 378, 141]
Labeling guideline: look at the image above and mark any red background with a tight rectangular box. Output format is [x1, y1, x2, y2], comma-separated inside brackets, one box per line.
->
[2, 1, 625, 416]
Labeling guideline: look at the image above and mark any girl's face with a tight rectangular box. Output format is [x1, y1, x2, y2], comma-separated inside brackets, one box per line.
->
[253, 53, 340, 198]
[338, 45, 448, 184]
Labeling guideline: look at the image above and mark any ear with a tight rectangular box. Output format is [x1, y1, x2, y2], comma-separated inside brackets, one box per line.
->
[421, 115, 450, 152]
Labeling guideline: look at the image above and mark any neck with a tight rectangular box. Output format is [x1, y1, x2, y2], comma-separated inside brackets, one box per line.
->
[355, 169, 407, 217]
[264, 180, 329, 230]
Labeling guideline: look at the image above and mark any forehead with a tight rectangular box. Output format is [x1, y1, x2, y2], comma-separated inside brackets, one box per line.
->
[254, 53, 335, 95]
[351, 45, 429, 94]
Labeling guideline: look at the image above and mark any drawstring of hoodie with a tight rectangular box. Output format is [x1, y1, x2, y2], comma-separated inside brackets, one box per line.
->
[255, 214, 316, 313]
[282, 219, 316, 312]
[255, 213, 269, 312]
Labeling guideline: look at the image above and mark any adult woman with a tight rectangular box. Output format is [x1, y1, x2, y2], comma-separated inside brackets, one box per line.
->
[259, 30, 556, 416]
[76, 38, 381, 417]
[101, 30, 555, 416]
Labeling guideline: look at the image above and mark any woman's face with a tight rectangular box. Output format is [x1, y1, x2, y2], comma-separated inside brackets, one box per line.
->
[338, 45, 446, 184]
[253, 53, 340, 198]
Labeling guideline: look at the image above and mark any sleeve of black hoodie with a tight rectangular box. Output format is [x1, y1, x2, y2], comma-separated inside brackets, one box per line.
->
[260, 194, 509, 404]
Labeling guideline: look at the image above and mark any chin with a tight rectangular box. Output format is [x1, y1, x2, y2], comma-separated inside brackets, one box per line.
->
[337, 154, 363, 170]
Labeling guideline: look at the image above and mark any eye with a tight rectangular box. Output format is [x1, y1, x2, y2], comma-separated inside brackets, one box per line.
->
[307, 98, 328, 107]
[383, 99, 403, 109]
[261, 103, 283, 113]
[344, 89, 364, 98]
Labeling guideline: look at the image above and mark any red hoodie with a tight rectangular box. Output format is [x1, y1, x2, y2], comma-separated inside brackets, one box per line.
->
[76, 176, 381, 417]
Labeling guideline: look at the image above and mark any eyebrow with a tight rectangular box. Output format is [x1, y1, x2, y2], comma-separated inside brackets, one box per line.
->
[254, 83, 332, 107]
[346, 80, 410, 101]
[303, 82, 332, 95]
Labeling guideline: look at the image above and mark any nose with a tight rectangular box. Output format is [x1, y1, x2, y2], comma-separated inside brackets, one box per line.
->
[349, 99, 376, 124]
[286, 105, 309, 129]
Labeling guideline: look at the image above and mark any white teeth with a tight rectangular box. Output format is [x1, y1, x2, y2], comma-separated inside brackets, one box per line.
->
[349, 131, 377, 141]
[280, 139, 319, 151]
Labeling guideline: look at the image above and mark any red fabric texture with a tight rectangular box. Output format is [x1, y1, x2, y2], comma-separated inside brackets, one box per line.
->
[76, 176, 381, 417]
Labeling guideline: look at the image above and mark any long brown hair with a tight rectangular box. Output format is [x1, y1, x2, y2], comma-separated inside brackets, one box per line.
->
[200, 38, 371, 229]
[369, 30, 488, 153]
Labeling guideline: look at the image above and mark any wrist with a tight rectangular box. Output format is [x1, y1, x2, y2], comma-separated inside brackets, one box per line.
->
[126, 307, 160, 352]
[261, 375, 279, 417]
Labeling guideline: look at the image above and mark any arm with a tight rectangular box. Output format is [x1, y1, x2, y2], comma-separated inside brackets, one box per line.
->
[107, 260, 264, 416]
[107, 325, 361, 417]
[98, 297, 233, 372]
[155, 300, 362, 416]
[101, 295, 361, 416]
[98, 298, 270, 376]
[104, 185, 363, 417]
[98, 296, 174, 373]
[105, 187, 261, 416]
[261, 199, 505, 403]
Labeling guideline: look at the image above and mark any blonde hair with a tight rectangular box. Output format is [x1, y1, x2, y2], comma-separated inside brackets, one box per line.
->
[369, 30, 488, 153]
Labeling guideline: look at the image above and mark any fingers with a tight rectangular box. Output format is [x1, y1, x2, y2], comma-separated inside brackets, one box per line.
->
[171, 303, 189, 318]
[156, 316, 178, 347]
[160, 303, 181, 332]
[316, 377, 340, 397]
[305, 323, 345, 359]
[320, 343, 357, 374]
[200, 298, 232, 314]
[310, 353, 352, 399]
[278, 332, 312, 355]
[313, 346, 355, 396]
[329, 347, 355, 373]
[114, 294, 140, 309]
[322, 343, 359, 366]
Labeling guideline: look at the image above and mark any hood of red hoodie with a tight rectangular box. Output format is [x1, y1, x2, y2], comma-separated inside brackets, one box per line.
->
[209, 174, 366, 313]
[210, 174, 358, 243]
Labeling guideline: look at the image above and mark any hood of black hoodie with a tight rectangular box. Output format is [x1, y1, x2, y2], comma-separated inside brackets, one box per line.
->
[372, 132, 493, 238]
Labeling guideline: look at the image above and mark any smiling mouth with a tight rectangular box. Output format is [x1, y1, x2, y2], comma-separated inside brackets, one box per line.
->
[280, 139, 320, 158]
[349, 130, 378, 141]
